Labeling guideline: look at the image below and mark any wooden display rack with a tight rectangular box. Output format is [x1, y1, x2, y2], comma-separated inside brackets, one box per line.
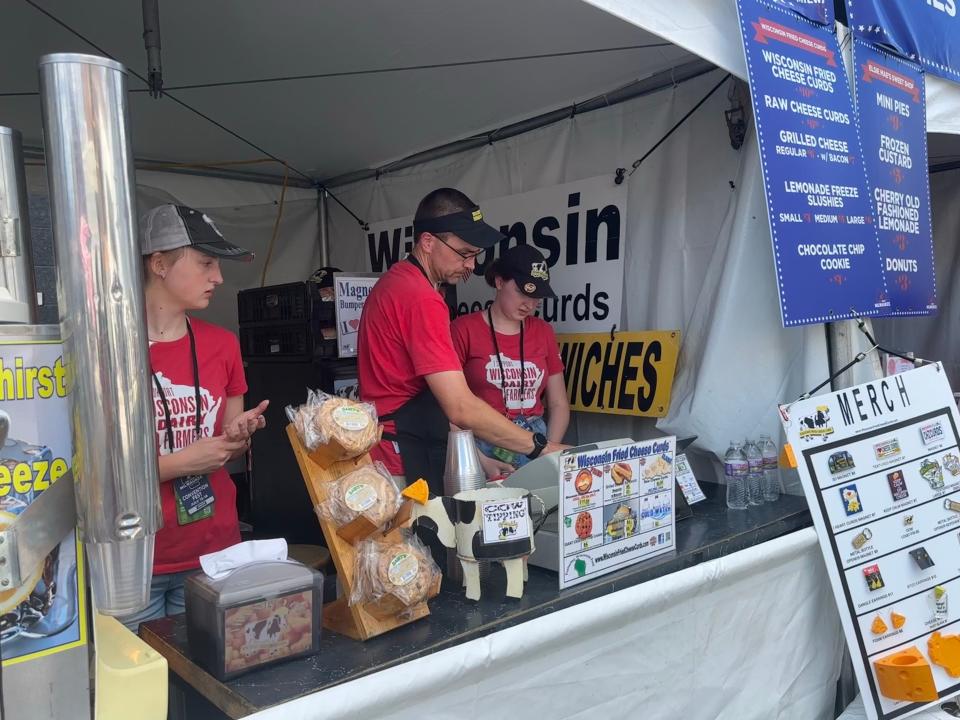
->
[286, 425, 434, 641]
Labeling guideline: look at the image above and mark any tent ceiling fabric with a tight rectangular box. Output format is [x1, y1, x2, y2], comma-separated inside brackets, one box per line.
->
[1, 0, 694, 182]
[583, 0, 960, 137]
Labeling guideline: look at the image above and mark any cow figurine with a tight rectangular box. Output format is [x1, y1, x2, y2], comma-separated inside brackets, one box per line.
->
[411, 486, 536, 601]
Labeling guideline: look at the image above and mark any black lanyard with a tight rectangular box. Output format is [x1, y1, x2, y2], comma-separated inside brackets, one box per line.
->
[406, 253, 435, 288]
[152, 319, 202, 453]
[487, 306, 525, 416]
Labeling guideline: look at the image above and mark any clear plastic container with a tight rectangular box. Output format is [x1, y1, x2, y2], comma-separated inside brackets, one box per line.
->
[759, 434, 781, 503]
[724, 441, 748, 510]
[744, 439, 764, 506]
[184, 560, 323, 680]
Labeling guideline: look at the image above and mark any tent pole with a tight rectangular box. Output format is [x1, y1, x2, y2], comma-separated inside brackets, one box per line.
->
[318, 188, 330, 266]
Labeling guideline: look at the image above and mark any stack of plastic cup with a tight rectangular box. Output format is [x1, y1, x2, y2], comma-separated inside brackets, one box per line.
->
[443, 429, 488, 583]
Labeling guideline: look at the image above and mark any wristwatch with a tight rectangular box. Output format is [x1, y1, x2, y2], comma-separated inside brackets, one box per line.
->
[526, 432, 548, 460]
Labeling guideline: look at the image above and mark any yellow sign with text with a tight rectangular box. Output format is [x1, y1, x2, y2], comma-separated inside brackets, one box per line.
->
[556, 330, 680, 417]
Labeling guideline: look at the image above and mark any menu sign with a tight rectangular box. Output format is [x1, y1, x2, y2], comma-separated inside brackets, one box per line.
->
[853, 40, 936, 317]
[737, 0, 889, 327]
[559, 437, 676, 589]
[782, 364, 960, 720]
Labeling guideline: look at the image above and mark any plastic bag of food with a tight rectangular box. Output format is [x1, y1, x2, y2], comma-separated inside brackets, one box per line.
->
[286, 389, 379, 459]
[349, 531, 440, 616]
[317, 462, 401, 532]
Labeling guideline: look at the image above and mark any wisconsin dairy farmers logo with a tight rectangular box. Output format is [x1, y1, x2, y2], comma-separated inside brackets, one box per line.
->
[799, 405, 834, 442]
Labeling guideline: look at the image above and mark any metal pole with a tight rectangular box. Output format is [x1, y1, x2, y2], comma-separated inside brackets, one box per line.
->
[0, 127, 37, 323]
[318, 188, 330, 266]
[39, 53, 161, 616]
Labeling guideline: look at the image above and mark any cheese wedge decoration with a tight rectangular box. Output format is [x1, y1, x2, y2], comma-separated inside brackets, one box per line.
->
[871, 616, 888, 635]
[402, 478, 430, 505]
[890, 612, 906, 630]
[873, 647, 937, 702]
[928, 632, 960, 677]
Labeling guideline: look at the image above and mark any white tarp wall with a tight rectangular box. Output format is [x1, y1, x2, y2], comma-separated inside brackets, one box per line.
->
[24, 165, 320, 335]
[326, 71, 829, 459]
[583, 0, 960, 134]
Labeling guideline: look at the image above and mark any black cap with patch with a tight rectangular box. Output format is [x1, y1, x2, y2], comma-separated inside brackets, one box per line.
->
[412, 206, 504, 250]
[488, 243, 557, 299]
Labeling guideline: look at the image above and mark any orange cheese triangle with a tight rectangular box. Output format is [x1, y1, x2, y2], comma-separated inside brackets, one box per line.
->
[401, 478, 430, 505]
[891, 612, 906, 630]
[873, 647, 937, 702]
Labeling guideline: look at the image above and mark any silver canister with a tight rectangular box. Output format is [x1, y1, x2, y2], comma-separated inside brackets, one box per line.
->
[0, 126, 37, 324]
[39, 53, 162, 616]
[443, 429, 488, 583]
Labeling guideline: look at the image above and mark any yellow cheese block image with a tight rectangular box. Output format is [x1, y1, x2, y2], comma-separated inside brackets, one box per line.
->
[928, 632, 960, 677]
[402, 478, 430, 505]
[891, 612, 906, 630]
[873, 647, 938, 702]
[871, 616, 888, 635]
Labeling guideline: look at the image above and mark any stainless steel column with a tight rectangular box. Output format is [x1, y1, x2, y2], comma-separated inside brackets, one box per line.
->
[0, 126, 37, 323]
[39, 53, 161, 616]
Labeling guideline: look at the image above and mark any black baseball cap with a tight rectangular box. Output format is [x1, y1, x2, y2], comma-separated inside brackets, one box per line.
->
[412, 205, 504, 250]
[485, 243, 557, 299]
[140, 204, 254, 261]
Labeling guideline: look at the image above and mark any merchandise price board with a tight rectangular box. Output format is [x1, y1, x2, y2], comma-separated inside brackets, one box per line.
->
[558, 437, 676, 589]
[782, 364, 960, 720]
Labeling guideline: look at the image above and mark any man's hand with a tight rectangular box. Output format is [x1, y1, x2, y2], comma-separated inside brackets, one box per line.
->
[224, 400, 269, 442]
[478, 453, 514, 481]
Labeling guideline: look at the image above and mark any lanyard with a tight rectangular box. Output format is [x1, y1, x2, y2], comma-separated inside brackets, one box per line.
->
[487, 306, 525, 416]
[152, 319, 202, 453]
[406, 253, 435, 289]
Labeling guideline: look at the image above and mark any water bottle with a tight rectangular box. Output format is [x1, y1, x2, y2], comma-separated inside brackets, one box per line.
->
[760, 434, 781, 503]
[724, 441, 748, 510]
[745, 439, 764, 506]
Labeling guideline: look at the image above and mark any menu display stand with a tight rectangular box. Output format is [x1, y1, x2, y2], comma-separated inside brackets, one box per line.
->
[286, 425, 435, 641]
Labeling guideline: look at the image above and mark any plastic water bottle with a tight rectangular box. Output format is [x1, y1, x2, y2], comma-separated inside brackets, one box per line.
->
[724, 441, 748, 510]
[745, 439, 764, 506]
[759, 434, 781, 503]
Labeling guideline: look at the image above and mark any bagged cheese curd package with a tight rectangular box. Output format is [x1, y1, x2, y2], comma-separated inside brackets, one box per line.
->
[349, 530, 440, 618]
[317, 461, 401, 532]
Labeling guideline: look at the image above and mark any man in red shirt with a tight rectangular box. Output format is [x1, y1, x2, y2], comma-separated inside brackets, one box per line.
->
[358, 188, 565, 491]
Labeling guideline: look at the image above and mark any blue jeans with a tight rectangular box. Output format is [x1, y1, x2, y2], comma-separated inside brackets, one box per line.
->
[119, 570, 193, 633]
[476, 415, 548, 469]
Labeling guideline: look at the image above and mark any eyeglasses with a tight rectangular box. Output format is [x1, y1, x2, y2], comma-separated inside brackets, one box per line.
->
[432, 233, 485, 261]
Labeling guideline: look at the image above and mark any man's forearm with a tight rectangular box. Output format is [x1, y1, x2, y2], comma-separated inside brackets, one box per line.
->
[447, 395, 534, 454]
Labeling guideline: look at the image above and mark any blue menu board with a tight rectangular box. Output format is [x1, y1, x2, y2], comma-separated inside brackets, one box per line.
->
[853, 40, 937, 317]
[737, 0, 889, 327]
[847, 0, 960, 84]
[770, 0, 834, 25]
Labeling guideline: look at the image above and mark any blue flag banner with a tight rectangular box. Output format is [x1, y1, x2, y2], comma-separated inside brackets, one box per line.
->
[853, 40, 936, 316]
[847, 0, 960, 84]
[737, 0, 889, 327]
[769, 0, 834, 25]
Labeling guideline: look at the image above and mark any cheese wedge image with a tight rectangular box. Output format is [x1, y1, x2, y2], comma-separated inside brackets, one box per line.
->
[873, 647, 937, 702]
[928, 632, 960, 677]
[890, 612, 906, 630]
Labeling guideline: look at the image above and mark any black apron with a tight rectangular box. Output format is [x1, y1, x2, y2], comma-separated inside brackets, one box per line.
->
[379, 255, 450, 496]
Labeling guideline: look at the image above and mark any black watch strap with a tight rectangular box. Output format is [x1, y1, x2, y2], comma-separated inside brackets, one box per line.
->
[526, 432, 548, 460]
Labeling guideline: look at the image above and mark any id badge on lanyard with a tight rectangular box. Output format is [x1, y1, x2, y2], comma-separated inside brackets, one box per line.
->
[153, 320, 216, 526]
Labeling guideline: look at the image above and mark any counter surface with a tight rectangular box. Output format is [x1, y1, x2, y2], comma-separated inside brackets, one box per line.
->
[141, 485, 811, 718]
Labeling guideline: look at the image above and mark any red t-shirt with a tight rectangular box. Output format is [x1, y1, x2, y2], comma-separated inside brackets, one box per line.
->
[357, 260, 462, 475]
[149, 317, 247, 574]
[450, 312, 564, 419]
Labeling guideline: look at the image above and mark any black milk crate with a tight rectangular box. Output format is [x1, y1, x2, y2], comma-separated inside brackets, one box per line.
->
[239, 321, 338, 361]
[237, 282, 334, 326]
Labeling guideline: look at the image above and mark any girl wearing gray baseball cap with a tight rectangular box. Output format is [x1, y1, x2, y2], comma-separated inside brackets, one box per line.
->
[120, 205, 268, 630]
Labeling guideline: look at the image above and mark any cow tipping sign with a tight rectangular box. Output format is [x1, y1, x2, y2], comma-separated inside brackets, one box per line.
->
[364, 176, 627, 334]
[481, 498, 532, 544]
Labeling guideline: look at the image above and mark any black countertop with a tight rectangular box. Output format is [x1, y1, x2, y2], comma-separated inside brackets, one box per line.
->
[142, 484, 811, 718]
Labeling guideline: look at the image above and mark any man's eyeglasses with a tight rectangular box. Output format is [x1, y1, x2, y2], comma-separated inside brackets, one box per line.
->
[432, 233, 485, 261]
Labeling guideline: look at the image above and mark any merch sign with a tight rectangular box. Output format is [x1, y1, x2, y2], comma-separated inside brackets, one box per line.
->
[769, 0, 834, 25]
[853, 40, 937, 316]
[737, 0, 889, 327]
[847, 0, 960, 84]
[364, 176, 626, 334]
